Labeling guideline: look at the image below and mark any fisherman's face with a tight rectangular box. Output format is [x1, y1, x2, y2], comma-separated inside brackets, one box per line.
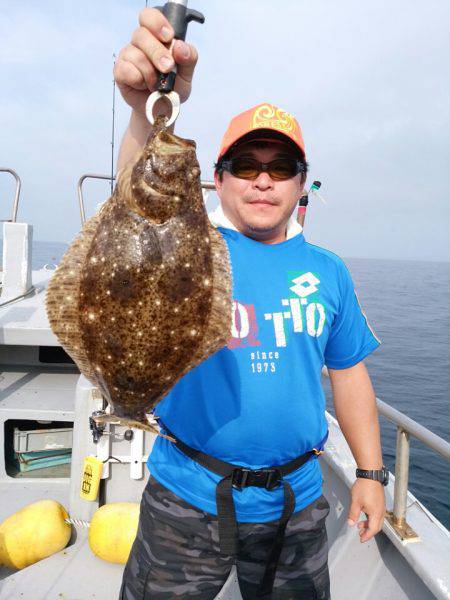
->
[214, 139, 305, 244]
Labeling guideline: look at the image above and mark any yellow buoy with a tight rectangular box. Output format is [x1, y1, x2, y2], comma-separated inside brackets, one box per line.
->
[0, 500, 71, 569]
[88, 502, 139, 564]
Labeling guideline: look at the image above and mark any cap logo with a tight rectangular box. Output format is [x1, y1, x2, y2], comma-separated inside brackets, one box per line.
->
[251, 104, 298, 140]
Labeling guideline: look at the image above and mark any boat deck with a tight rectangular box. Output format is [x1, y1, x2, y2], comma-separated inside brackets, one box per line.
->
[0, 268, 57, 346]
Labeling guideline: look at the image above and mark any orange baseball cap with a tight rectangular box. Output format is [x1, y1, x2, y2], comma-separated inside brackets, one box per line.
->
[217, 102, 306, 162]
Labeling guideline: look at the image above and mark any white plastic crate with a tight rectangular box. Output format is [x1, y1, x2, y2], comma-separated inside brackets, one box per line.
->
[13, 426, 73, 453]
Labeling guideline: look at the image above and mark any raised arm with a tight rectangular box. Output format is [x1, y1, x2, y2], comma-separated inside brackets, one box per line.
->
[114, 7, 199, 172]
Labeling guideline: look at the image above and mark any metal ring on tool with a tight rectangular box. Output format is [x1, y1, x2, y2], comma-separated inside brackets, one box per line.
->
[146, 91, 181, 127]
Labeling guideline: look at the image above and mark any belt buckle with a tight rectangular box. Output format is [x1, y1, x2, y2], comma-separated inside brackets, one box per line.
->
[232, 467, 282, 491]
[232, 468, 250, 490]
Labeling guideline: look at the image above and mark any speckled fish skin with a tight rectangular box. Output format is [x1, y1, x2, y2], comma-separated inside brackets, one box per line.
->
[46, 116, 232, 428]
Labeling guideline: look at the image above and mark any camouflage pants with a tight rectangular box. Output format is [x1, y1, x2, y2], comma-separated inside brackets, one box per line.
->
[120, 476, 330, 600]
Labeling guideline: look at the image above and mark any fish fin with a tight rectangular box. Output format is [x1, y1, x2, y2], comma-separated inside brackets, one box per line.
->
[149, 225, 233, 411]
[187, 225, 233, 367]
[92, 414, 175, 442]
[45, 208, 106, 383]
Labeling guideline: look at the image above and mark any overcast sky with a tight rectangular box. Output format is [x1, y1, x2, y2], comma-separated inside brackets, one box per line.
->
[0, 0, 448, 261]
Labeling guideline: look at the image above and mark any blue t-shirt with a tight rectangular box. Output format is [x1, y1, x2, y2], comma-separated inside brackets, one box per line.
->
[148, 227, 380, 522]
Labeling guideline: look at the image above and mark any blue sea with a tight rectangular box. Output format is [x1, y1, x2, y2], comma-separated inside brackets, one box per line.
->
[15, 242, 450, 529]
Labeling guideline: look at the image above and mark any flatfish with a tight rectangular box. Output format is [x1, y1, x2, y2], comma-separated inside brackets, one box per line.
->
[46, 116, 232, 433]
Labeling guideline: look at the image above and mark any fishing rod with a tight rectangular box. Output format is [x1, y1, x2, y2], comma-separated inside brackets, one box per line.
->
[297, 180, 324, 227]
[110, 54, 116, 195]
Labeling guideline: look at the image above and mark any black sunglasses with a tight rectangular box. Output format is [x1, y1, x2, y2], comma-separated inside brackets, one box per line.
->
[220, 157, 306, 181]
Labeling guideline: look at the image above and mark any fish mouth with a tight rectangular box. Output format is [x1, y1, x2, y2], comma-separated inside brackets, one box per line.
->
[154, 134, 196, 155]
[140, 133, 199, 195]
[127, 126, 202, 221]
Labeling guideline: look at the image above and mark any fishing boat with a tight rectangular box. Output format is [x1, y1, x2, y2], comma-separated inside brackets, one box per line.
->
[0, 168, 448, 599]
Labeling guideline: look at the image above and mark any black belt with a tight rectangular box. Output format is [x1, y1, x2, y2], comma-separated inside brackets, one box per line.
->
[159, 422, 328, 597]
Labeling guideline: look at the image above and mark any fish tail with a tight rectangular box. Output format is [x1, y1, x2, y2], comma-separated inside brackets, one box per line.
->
[91, 413, 175, 442]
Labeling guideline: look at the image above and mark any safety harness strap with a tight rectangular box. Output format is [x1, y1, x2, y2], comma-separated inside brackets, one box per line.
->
[216, 476, 239, 555]
[258, 480, 296, 596]
[158, 422, 328, 597]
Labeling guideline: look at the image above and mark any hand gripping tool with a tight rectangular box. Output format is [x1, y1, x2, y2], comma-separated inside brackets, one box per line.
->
[145, 0, 205, 127]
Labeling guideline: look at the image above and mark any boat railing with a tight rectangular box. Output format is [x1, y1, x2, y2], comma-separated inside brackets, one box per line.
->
[324, 361, 449, 540]
[0, 168, 21, 223]
[77, 174, 216, 225]
[77, 174, 114, 225]
[375, 397, 450, 540]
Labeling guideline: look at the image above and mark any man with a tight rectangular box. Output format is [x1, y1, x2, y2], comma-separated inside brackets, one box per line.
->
[116, 8, 386, 600]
